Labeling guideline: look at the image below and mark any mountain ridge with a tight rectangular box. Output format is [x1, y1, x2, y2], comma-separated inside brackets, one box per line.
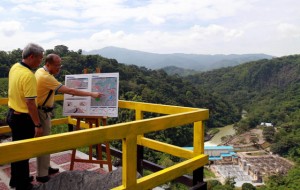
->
[84, 46, 274, 71]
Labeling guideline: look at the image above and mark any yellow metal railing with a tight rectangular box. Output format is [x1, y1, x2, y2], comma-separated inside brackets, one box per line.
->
[0, 95, 209, 190]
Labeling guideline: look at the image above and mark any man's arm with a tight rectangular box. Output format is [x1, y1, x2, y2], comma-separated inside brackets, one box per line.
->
[26, 99, 42, 137]
[57, 85, 102, 98]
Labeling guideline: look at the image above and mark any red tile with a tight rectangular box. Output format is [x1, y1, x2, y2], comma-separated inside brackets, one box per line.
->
[51, 153, 73, 165]
[2, 167, 10, 177]
[0, 182, 9, 190]
[61, 162, 97, 171]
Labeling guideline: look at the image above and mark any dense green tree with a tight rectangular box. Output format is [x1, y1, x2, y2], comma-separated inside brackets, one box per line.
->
[8, 48, 22, 64]
[0, 65, 9, 77]
[213, 184, 234, 190]
[224, 176, 236, 188]
[0, 51, 9, 66]
[207, 180, 221, 190]
[54, 45, 69, 57]
[45, 49, 55, 55]
[270, 126, 300, 157]
[257, 166, 300, 190]
[242, 183, 256, 190]
[262, 127, 275, 142]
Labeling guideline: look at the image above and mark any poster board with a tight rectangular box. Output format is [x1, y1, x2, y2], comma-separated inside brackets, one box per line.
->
[63, 73, 119, 117]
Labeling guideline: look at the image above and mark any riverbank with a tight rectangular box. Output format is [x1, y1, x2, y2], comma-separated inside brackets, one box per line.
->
[205, 125, 235, 146]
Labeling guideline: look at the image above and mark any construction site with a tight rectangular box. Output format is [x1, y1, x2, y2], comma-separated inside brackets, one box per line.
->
[205, 127, 294, 187]
[208, 150, 294, 187]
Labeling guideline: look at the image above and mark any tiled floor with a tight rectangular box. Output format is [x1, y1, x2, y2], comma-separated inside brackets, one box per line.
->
[0, 150, 109, 190]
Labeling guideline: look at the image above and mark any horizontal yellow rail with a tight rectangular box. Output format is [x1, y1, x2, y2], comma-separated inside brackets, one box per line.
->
[0, 118, 69, 134]
[132, 155, 208, 190]
[138, 137, 194, 159]
[0, 95, 209, 189]
[0, 97, 8, 105]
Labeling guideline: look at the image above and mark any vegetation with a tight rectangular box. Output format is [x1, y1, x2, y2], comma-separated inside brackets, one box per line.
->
[204, 167, 216, 178]
[185, 54, 300, 189]
[241, 183, 256, 190]
[256, 166, 300, 190]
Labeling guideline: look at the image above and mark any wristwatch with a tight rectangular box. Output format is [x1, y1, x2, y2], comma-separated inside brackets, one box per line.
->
[35, 123, 42, 128]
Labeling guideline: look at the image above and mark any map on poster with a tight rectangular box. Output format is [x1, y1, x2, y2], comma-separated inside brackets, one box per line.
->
[63, 73, 119, 117]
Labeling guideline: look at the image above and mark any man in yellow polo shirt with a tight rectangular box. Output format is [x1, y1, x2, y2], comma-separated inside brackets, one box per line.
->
[7, 43, 44, 190]
[35, 53, 102, 183]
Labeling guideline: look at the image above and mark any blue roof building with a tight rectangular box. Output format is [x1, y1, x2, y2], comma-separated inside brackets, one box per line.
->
[184, 146, 237, 162]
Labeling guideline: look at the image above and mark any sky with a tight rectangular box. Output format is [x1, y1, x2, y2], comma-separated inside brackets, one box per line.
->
[0, 0, 299, 57]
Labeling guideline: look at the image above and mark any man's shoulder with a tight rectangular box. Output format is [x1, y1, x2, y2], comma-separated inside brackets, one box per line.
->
[35, 67, 50, 78]
[36, 69, 60, 83]
[11, 63, 33, 76]
[11, 62, 20, 70]
[35, 67, 45, 74]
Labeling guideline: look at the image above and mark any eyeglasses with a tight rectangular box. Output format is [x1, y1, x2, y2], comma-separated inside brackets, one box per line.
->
[53, 64, 63, 68]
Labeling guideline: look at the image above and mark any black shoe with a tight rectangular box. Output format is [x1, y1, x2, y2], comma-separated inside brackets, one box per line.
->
[9, 176, 34, 188]
[36, 176, 50, 183]
[26, 183, 34, 190]
[29, 175, 34, 182]
[48, 167, 59, 175]
[15, 183, 33, 190]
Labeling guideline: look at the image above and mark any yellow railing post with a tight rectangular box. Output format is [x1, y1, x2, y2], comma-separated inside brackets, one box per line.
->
[135, 109, 143, 121]
[193, 121, 204, 155]
[122, 134, 137, 189]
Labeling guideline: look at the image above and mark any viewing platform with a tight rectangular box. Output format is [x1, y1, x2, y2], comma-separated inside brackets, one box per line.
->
[0, 95, 209, 189]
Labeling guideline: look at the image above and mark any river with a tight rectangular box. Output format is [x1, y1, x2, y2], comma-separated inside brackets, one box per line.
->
[204, 124, 235, 146]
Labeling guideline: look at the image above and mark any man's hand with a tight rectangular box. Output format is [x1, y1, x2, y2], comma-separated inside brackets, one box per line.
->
[35, 127, 43, 137]
[91, 92, 103, 98]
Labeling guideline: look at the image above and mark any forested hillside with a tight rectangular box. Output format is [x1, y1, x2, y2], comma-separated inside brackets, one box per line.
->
[185, 55, 300, 189]
[186, 55, 300, 127]
[185, 55, 300, 160]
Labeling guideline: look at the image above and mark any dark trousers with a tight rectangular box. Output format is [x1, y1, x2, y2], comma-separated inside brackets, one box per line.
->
[6, 108, 35, 190]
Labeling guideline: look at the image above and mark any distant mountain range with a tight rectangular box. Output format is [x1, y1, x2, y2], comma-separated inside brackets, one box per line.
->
[84, 46, 274, 72]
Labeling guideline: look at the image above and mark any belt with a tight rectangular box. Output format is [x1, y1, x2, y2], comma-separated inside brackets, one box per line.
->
[38, 106, 54, 112]
[9, 108, 28, 115]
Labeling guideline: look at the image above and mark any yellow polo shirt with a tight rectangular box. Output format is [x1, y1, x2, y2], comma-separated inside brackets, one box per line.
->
[8, 63, 37, 113]
[35, 67, 62, 107]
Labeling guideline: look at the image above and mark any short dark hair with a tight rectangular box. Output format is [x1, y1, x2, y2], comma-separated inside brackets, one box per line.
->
[45, 54, 60, 64]
[22, 43, 44, 59]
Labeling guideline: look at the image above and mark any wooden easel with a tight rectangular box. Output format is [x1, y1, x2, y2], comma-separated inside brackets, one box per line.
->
[69, 68, 112, 172]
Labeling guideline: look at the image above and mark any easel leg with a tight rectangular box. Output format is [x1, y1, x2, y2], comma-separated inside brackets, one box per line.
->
[70, 118, 81, 170]
[105, 142, 112, 171]
[70, 117, 113, 172]
[97, 144, 103, 168]
[70, 149, 76, 170]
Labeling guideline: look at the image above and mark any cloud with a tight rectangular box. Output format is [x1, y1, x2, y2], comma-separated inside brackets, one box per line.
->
[0, 21, 23, 37]
[277, 23, 300, 38]
[0, 30, 57, 51]
[190, 24, 243, 42]
[90, 30, 125, 42]
[0, 0, 300, 56]
[46, 19, 79, 28]
[14, 2, 79, 19]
